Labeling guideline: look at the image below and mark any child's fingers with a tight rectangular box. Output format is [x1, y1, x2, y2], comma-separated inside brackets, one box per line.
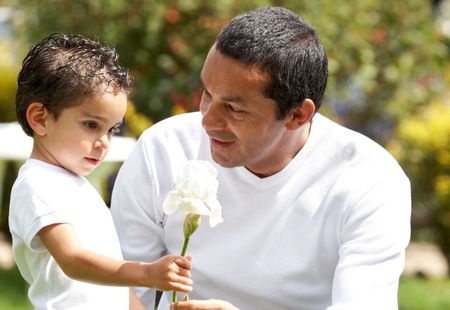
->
[165, 274, 193, 293]
[175, 267, 191, 279]
[174, 256, 192, 270]
[171, 281, 193, 293]
[174, 273, 193, 286]
[169, 263, 191, 277]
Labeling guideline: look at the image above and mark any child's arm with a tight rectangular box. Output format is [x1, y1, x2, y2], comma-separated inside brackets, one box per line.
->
[37, 223, 192, 292]
[129, 288, 146, 310]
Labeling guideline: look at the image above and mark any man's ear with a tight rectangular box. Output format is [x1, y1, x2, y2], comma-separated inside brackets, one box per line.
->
[26, 102, 49, 136]
[285, 98, 315, 130]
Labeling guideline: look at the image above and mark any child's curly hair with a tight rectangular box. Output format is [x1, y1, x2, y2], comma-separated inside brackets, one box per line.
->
[16, 33, 131, 136]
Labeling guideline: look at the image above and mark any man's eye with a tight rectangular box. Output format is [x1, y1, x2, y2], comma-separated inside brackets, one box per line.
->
[202, 88, 212, 98]
[84, 121, 97, 129]
[227, 104, 241, 113]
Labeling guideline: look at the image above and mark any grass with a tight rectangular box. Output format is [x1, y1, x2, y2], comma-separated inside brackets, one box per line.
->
[0, 267, 449, 309]
[0, 267, 31, 310]
[399, 276, 450, 309]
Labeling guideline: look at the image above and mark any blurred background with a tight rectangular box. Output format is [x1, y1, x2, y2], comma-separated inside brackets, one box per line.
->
[0, 0, 449, 309]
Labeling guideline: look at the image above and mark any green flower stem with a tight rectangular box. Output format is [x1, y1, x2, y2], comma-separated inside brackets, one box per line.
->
[172, 236, 190, 303]
[180, 236, 190, 257]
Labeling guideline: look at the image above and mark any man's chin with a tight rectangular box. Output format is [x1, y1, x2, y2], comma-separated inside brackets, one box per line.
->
[210, 151, 239, 168]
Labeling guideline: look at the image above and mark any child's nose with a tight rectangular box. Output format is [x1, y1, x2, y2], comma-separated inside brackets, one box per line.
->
[94, 134, 110, 149]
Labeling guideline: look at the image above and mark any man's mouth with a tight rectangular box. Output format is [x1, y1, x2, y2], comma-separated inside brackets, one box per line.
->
[210, 137, 234, 147]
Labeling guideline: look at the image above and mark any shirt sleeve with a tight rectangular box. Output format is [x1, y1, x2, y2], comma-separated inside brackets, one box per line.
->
[11, 177, 72, 252]
[328, 167, 411, 310]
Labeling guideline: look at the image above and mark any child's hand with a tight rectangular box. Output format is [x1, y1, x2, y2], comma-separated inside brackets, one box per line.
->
[146, 255, 193, 292]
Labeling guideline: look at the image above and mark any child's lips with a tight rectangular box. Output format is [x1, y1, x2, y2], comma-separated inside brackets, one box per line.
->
[85, 157, 101, 165]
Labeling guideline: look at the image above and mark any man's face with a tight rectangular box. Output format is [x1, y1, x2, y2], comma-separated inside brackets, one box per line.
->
[200, 46, 294, 177]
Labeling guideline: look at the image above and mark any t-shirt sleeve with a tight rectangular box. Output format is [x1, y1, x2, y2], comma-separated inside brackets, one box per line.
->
[329, 166, 411, 309]
[10, 178, 71, 252]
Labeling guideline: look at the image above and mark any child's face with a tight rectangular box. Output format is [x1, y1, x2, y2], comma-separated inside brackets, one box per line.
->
[36, 91, 127, 176]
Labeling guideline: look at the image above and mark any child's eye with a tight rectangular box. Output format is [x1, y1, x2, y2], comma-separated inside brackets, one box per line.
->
[109, 127, 121, 135]
[84, 121, 98, 129]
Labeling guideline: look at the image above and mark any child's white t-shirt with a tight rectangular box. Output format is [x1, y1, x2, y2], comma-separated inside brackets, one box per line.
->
[9, 159, 128, 309]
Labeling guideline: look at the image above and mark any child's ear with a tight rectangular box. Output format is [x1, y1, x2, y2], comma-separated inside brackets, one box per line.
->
[26, 102, 49, 136]
[285, 98, 315, 130]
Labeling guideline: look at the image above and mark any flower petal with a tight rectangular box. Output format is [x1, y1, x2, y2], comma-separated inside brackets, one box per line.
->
[208, 199, 223, 227]
[164, 160, 223, 227]
[175, 160, 219, 202]
[163, 191, 182, 214]
[179, 198, 211, 215]
[209, 208, 223, 227]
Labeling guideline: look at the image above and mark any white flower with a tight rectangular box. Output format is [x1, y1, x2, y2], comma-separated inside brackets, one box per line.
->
[163, 160, 223, 227]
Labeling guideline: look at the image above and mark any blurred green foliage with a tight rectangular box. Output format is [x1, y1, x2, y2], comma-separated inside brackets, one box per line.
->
[388, 68, 450, 264]
[0, 41, 20, 122]
[398, 277, 450, 309]
[1, 0, 449, 267]
[3, 0, 446, 141]
[6, 0, 241, 127]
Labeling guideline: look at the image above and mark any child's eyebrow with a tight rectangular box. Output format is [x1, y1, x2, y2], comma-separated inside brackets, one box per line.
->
[81, 111, 123, 126]
[81, 111, 106, 121]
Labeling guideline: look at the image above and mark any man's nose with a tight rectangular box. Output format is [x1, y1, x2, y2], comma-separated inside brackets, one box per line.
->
[201, 100, 226, 131]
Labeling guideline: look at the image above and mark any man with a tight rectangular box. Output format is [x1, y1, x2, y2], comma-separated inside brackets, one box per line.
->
[111, 6, 411, 310]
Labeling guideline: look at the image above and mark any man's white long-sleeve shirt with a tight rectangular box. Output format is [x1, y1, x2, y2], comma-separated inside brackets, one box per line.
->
[111, 112, 411, 310]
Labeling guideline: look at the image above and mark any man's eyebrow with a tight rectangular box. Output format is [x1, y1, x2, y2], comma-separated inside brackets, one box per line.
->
[221, 95, 244, 103]
[200, 80, 245, 104]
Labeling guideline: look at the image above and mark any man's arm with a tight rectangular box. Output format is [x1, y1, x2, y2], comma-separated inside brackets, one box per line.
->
[328, 170, 411, 309]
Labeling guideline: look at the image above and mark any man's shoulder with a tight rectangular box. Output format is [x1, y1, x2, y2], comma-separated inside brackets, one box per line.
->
[142, 112, 202, 137]
[314, 113, 390, 154]
[134, 111, 207, 159]
[313, 113, 407, 178]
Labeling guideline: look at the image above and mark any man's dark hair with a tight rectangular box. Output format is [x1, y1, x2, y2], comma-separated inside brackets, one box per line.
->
[216, 6, 328, 119]
[16, 33, 131, 136]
